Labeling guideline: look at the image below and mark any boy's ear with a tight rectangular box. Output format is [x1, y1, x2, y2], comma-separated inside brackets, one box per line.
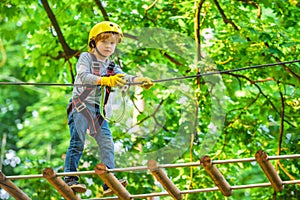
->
[89, 39, 96, 48]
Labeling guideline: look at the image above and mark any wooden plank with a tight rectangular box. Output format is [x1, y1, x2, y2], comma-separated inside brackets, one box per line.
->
[147, 160, 182, 200]
[43, 168, 81, 200]
[0, 171, 31, 200]
[200, 156, 232, 196]
[94, 163, 131, 200]
[255, 150, 284, 192]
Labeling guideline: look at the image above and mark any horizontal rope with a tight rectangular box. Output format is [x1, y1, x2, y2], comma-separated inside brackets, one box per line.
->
[6, 154, 300, 180]
[152, 59, 300, 83]
[0, 59, 299, 87]
[104, 154, 300, 173]
[87, 180, 300, 200]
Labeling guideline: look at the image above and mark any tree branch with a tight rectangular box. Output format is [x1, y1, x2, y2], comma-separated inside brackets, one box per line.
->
[226, 93, 261, 129]
[194, 0, 206, 61]
[94, 0, 109, 20]
[152, 115, 169, 132]
[67, 59, 75, 83]
[228, 72, 279, 112]
[226, 72, 295, 128]
[277, 161, 300, 187]
[274, 56, 300, 81]
[263, 43, 300, 81]
[144, 0, 159, 23]
[237, 0, 261, 18]
[277, 82, 284, 156]
[160, 50, 183, 66]
[41, 0, 78, 59]
[194, 0, 206, 90]
[212, 0, 239, 30]
[252, 77, 275, 83]
[123, 33, 138, 40]
[125, 99, 167, 133]
[144, 0, 159, 15]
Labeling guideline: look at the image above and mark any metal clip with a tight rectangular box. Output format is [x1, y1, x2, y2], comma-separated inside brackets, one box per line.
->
[120, 85, 129, 93]
[119, 76, 130, 94]
[75, 102, 86, 112]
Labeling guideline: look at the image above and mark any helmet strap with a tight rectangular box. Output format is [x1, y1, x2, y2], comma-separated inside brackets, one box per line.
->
[95, 46, 107, 59]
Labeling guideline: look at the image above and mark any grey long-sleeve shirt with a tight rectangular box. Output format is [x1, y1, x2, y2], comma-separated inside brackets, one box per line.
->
[72, 52, 133, 110]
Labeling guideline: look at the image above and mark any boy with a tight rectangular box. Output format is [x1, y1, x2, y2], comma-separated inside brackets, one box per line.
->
[63, 21, 153, 195]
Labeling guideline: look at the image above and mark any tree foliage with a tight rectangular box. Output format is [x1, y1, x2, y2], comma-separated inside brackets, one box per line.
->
[0, 0, 299, 199]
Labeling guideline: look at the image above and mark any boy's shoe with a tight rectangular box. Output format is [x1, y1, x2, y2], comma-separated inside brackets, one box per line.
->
[64, 176, 87, 193]
[103, 179, 128, 196]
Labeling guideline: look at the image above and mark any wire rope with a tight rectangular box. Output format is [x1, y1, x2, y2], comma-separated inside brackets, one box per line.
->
[0, 60, 299, 87]
[88, 180, 300, 200]
[5, 154, 300, 180]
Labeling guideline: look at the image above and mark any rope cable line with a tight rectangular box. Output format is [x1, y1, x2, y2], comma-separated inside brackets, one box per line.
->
[88, 180, 300, 200]
[5, 154, 300, 180]
[0, 60, 299, 87]
[4, 153, 300, 199]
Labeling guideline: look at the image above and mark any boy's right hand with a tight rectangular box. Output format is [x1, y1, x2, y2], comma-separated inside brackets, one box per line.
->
[97, 74, 126, 87]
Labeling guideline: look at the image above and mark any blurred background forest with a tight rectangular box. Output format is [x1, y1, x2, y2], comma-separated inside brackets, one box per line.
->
[0, 0, 299, 199]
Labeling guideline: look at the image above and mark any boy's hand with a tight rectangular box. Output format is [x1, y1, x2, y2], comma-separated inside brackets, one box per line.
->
[135, 77, 154, 90]
[97, 74, 126, 87]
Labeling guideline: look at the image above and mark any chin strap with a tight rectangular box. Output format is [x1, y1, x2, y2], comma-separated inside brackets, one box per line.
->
[95, 47, 107, 59]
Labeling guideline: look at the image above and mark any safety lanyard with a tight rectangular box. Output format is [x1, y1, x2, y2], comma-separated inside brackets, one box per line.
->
[99, 86, 126, 123]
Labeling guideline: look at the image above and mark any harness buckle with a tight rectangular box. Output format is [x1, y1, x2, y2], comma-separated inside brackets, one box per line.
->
[75, 102, 87, 112]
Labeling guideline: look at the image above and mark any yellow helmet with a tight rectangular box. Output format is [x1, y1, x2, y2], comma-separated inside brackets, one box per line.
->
[88, 21, 123, 48]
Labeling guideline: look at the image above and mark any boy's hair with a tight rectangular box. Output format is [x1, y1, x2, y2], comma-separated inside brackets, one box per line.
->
[88, 32, 122, 52]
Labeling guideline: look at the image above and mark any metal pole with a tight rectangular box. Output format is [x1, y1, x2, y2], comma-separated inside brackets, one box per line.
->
[107, 166, 148, 173]
[5, 154, 300, 180]
[7, 170, 95, 180]
[255, 150, 284, 192]
[85, 180, 300, 200]
[43, 168, 81, 200]
[147, 160, 182, 200]
[94, 163, 131, 200]
[212, 158, 256, 164]
[268, 154, 300, 160]
[109, 154, 300, 172]
[0, 171, 30, 200]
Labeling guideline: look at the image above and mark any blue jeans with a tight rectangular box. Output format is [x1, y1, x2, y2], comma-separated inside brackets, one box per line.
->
[64, 103, 115, 172]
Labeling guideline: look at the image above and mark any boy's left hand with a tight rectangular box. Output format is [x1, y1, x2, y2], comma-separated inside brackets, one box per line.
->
[136, 77, 154, 90]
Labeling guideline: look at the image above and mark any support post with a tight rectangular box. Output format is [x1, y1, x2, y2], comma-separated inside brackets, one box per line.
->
[43, 168, 81, 200]
[94, 163, 131, 200]
[200, 156, 232, 196]
[255, 150, 284, 192]
[0, 171, 30, 200]
[147, 160, 182, 200]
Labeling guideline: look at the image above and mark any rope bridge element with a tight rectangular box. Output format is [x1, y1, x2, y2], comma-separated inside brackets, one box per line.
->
[1, 150, 300, 200]
[0, 60, 299, 87]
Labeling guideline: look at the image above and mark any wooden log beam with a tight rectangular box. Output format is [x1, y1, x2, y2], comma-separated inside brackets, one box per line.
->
[200, 156, 232, 196]
[0, 171, 30, 200]
[94, 163, 131, 200]
[147, 160, 182, 200]
[43, 168, 81, 200]
[255, 150, 284, 192]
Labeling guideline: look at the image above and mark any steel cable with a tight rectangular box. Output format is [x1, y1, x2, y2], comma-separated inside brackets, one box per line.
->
[0, 60, 299, 87]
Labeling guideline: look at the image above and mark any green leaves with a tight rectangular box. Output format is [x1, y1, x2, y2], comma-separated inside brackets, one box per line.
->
[0, 0, 299, 199]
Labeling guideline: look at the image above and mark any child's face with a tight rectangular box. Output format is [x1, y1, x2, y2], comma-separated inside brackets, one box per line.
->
[95, 35, 118, 58]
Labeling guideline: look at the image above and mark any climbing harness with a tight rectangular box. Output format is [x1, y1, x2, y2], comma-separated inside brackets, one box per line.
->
[98, 61, 128, 123]
[68, 53, 128, 136]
